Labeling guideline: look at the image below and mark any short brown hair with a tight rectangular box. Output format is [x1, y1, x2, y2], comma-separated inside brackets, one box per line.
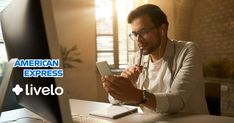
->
[128, 4, 168, 27]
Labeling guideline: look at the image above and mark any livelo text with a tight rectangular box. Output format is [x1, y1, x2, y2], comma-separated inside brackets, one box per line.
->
[12, 84, 64, 96]
[26, 84, 63, 95]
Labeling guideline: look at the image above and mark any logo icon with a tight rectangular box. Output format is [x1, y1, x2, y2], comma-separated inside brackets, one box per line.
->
[12, 84, 23, 95]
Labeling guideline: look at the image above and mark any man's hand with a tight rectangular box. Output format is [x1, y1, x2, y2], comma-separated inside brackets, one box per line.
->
[101, 75, 142, 103]
[120, 65, 143, 84]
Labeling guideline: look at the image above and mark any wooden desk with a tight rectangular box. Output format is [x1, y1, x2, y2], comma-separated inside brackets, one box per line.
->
[70, 99, 234, 123]
[0, 108, 50, 123]
[1, 99, 234, 123]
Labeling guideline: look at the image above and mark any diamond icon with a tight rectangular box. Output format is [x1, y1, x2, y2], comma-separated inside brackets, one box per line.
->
[12, 84, 23, 95]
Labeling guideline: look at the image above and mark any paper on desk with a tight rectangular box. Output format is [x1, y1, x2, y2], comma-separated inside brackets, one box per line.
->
[89, 105, 137, 119]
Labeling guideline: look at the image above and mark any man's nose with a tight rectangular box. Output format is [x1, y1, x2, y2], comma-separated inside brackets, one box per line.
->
[136, 34, 144, 43]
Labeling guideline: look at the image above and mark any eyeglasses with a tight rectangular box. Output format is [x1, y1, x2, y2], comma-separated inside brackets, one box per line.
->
[129, 27, 156, 41]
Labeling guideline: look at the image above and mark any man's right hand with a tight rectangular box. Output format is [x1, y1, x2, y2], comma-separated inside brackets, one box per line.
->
[120, 65, 143, 84]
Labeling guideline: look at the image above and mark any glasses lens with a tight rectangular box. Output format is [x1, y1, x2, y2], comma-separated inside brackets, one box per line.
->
[129, 33, 136, 41]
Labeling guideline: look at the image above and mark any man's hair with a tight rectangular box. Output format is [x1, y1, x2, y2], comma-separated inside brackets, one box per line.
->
[128, 4, 168, 27]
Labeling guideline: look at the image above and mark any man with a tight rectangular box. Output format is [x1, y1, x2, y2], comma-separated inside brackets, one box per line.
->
[102, 4, 209, 114]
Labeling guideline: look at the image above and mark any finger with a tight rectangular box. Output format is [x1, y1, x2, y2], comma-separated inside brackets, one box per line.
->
[125, 69, 135, 81]
[120, 70, 131, 81]
[122, 66, 136, 73]
[101, 76, 109, 83]
[104, 78, 122, 93]
[120, 71, 128, 78]
[103, 81, 120, 94]
[138, 66, 143, 72]
[122, 71, 133, 80]
[128, 68, 140, 78]
[102, 83, 110, 92]
[129, 65, 141, 75]
[105, 81, 122, 99]
[114, 75, 132, 86]
[108, 83, 132, 102]
[104, 75, 114, 83]
[108, 89, 122, 101]
[101, 76, 105, 82]
[135, 65, 143, 73]
[127, 69, 141, 83]
[132, 66, 141, 73]
[129, 67, 138, 74]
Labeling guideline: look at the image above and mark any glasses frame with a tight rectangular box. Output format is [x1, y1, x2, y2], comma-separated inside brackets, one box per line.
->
[129, 26, 157, 41]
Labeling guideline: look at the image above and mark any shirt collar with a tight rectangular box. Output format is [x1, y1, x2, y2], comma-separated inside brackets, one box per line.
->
[163, 39, 174, 60]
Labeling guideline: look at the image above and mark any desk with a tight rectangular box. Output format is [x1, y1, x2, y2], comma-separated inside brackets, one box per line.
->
[1, 99, 234, 123]
[0, 108, 50, 123]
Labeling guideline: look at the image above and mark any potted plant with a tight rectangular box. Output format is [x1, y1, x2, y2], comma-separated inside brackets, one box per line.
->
[60, 45, 82, 69]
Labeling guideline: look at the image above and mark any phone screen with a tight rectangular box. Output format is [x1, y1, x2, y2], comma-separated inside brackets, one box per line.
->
[96, 61, 112, 76]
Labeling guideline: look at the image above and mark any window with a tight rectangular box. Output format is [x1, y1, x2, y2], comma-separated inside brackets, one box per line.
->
[95, 0, 136, 69]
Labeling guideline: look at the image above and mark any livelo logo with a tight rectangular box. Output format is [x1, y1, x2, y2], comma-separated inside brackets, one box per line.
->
[12, 59, 64, 96]
[12, 84, 23, 95]
[12, 84, 63, 95]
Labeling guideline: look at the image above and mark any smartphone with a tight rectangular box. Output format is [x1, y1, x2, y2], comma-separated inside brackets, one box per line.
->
[96, 61, 113, 76]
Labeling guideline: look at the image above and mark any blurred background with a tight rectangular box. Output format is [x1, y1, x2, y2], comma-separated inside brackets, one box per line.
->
[0, 0, 233, 117]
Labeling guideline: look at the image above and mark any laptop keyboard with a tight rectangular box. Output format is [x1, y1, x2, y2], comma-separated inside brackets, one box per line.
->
[72, 115, 110, 123]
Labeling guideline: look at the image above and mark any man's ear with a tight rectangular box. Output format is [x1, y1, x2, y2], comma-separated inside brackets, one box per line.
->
[160, 24, 168, 36]
[161, 30, 164, 37]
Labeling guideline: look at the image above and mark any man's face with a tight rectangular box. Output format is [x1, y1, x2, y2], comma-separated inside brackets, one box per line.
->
[131, 15, 161, 55]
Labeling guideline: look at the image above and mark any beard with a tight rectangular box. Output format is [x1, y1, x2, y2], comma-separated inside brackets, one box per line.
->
[142, 40, 161, 55]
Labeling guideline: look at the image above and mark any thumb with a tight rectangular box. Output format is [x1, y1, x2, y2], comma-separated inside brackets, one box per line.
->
[136, 65, 143, 72]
